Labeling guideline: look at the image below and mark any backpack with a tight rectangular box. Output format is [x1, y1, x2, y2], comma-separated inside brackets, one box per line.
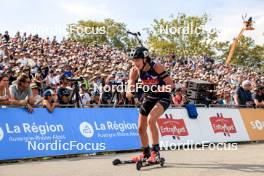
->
[185, 104, 198, 119]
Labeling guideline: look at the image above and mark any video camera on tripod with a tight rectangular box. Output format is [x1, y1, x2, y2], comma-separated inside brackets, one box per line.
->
[63, 76, 85, 108]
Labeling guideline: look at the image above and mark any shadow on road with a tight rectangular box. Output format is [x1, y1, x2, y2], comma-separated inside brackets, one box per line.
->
[164, 162, 264, 173]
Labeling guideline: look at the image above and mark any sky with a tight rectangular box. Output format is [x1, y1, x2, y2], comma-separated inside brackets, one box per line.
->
[0, 0, 263, 44]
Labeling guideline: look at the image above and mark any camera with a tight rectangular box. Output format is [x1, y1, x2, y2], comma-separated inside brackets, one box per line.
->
[109, 80, 123, 86]
[65, 77, 84, 82]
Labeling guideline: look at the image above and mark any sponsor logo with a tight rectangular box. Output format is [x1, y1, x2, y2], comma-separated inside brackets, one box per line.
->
[210, 113, 237, 136]
[157, 114, 189, 140]
[250, 120, 264, 131]
[142, 79, 159, 85]
[80, 122, 94, 138]
[0, 127, 4, 141]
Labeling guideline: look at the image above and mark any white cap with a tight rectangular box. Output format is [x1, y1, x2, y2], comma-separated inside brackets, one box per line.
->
[242, 80, 251, 86]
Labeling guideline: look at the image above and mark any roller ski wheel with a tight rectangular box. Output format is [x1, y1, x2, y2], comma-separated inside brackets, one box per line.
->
[136, 160, 143, 171]
[112, 159, 122, 166]
[160, 157, 165, 167]
[136, 157, 165, 170]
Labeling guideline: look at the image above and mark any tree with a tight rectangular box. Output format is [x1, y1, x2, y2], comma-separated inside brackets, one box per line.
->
[145, 13, 219, 57]
[67, 18, 137, 51]
[218, 36, 264, 71]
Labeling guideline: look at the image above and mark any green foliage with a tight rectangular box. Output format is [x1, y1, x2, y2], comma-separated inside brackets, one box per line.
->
[67, 18, 137, 51]
[67, 14, 264, 71]
[145, 13, 219, 57]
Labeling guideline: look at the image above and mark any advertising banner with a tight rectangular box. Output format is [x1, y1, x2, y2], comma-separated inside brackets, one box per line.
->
[239, 109, 264, 141]
[0, 108, 140, 160]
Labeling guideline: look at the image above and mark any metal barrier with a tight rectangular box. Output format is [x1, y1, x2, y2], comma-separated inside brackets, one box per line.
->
[209, 104, 264, 109]
[1, 104, 262, 109]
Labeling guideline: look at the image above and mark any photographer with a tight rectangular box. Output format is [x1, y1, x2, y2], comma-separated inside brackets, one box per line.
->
[42, 89, 58, 112]
[57, 75, 74, 107]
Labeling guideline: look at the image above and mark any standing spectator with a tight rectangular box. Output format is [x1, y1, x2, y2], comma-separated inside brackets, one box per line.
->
[234, 80, 254, 107]
[3, 31, 10, 43]
[9, 73, 34, 112]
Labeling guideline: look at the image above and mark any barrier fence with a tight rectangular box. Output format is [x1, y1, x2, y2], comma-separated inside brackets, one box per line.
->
[0, 107, 263, 161]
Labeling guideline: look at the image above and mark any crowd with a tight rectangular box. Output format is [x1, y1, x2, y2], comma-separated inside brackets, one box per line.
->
[0, 31, 263, 112]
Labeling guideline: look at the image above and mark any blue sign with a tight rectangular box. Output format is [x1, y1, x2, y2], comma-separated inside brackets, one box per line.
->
[0, 108, 141, 160]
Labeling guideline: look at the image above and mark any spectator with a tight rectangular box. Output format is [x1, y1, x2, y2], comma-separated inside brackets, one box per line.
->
[63, 65, 73, 77]
[46, 70, 59, 88]
[80, 84, 92, 106]
[234, 80, 254, 107]
[9, 73, 34, 112]
[172, 88, 185, 106]
[31, 82, 42, 106]
[42, 89, 58, 112]
[57, 75, 73, 106]
[3, 31, 10, 43]
[215, 92, 224, 105]
[0, 30, 263, 107]
[0, 74, 12, 105]
[33, 72, 45, 94]
[252, 87, 264, 107]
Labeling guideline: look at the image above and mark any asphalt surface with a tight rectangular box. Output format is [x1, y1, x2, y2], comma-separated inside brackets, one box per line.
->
[1, 143, 264, 176]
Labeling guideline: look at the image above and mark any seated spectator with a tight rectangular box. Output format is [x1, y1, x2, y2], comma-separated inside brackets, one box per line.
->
[31, 82, 42, 106]
[9, 73, 34, 112]
[252, 86, 264, 107]
[234, 80, 254, 107]
[43, 89, 58, 112]
[0, 74, 13, 105]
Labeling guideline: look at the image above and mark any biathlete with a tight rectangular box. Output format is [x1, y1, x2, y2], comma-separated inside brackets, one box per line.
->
[126, 47, 174, 163]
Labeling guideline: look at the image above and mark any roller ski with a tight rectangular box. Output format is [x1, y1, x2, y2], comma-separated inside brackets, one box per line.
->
[113, 149, 150, 166]
[112, 158, 135, 166]
[136, 151, 165, 171]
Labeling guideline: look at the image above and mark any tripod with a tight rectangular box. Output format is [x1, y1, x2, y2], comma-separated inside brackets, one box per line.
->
[70, 81, 83, 108]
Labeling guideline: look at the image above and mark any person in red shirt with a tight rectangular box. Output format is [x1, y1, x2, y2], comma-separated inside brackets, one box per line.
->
[172, 88, 185, 106]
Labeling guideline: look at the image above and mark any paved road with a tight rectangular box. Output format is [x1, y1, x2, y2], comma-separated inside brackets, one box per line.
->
[1, 143, 264, 176]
